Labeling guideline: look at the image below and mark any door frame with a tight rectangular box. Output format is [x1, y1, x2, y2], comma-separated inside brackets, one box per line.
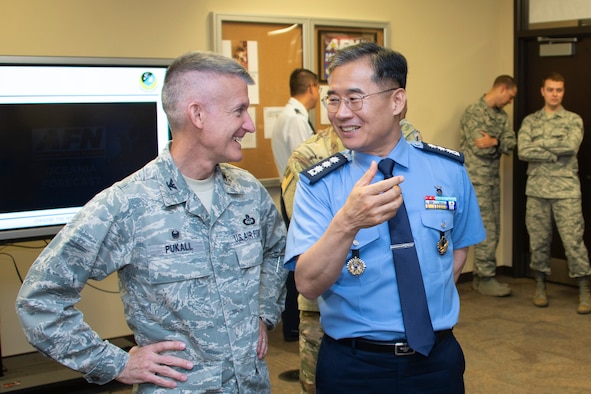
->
[513, 0, 591, 281]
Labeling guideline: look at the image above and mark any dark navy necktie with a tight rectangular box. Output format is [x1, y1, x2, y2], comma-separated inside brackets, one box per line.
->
[378, 158, 435, 356]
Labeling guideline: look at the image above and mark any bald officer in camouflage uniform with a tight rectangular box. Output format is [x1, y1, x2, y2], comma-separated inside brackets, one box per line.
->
[282, 112, 421, 393]
[518, 72, 591, 314]
[16, 51, 288, 393]
[460, 75, 517, 297]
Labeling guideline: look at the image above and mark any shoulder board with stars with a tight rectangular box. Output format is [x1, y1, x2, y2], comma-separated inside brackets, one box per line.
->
[410, 141, 464, 164]
[299, 152, 350, 185]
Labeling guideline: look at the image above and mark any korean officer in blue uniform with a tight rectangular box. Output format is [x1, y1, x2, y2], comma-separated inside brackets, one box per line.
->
[284, 42, 485, 393]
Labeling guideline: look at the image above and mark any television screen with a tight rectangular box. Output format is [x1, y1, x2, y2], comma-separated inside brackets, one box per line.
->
[0, 56, 171, 242]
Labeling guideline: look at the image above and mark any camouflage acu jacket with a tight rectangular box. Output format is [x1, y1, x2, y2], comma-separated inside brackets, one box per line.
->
[16, 143, 287, 392]
[460, 96, 516, 184]
[518, 106, 583, 199]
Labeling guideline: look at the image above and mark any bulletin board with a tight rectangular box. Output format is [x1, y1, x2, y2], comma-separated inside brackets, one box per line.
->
[211, 14, 308, 179]
[210, 13, 389, 180]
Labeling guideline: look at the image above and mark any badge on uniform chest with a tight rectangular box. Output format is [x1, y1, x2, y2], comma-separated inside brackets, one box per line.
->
[425, 185, 457, 211]
[437, 231, 448, 255]
[346, 249, 365, 276]
[427, 185, 451, 255]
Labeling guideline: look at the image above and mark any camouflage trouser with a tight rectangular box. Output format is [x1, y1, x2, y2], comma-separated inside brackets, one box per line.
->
[299, 310, 323, 394]
[472, 182, 500, 277]
[526, 196, 591, 278]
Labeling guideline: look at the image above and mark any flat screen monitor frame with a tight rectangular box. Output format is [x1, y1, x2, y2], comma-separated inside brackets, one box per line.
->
[0, 55, 172, 243]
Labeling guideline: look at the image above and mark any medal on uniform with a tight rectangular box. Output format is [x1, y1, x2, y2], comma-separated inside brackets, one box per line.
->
[346, 249, 365, 276]
[437, 231, 448, 255]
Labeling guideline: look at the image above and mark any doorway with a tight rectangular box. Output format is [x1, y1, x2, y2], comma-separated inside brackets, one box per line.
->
[514, 33, 591, 285]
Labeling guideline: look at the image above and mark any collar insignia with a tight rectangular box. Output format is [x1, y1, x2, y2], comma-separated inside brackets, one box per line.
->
[166, 178, 177, 190]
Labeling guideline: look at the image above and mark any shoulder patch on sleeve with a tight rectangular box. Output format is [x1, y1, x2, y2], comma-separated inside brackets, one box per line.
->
[300, 152, 350, 185]
[281, 170, 294, 193]
[411, 141, 464, 164]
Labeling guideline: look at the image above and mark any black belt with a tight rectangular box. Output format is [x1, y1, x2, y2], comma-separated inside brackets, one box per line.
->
[329, 329, 453, 356]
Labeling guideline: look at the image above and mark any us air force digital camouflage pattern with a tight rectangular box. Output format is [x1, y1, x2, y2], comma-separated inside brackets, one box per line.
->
[16, 143, 287, 393]
[460, 97, 516, 278]
[518, 106, 591, 278]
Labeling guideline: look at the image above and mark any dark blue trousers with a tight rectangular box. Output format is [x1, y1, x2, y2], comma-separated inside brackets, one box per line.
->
[316, 332, 465, 394]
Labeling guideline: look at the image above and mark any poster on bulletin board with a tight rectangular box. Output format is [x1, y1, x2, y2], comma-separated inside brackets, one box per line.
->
[216, 19, 304, 179]
[222, 40, 260, 105]
[318, 31, 377, 82]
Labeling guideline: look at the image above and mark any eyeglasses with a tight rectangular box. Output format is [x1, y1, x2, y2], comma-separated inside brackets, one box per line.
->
[321, 87, 399, 113]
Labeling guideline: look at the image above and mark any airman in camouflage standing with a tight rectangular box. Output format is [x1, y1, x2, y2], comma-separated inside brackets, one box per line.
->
[460, 75, 517, 296]
[518, 72, 591, 314]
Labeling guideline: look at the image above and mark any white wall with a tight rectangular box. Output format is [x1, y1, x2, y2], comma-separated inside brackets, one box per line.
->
[0, 0, 514, 356]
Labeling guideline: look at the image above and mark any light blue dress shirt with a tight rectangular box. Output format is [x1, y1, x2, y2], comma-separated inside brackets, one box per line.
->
[285, 137, 485, 341]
